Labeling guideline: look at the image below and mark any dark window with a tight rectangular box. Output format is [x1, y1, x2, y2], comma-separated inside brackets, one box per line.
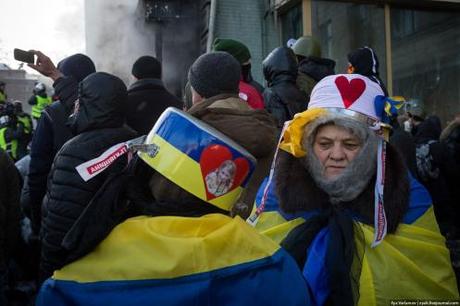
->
[312, 1, 386, 83]
[280, 3, 303, 46]
[391, 8, 460, 124]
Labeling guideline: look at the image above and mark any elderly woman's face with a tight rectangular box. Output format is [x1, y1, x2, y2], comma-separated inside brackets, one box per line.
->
[313, 124, 362, 179]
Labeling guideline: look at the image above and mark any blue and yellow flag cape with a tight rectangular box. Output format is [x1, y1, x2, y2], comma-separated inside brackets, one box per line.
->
[250, 174, 459, 305]
[37, 214, 311, 306]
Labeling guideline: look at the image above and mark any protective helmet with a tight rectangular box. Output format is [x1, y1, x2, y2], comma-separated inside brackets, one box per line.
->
[13, 101, 23, 113]
[0, 81, 5, 87]
[292, 36, 321, 58]
[286, 38, 297, 48]
[0, 115, 10, 126]
[33, 82, 46, 95]
[138, 107, 257, 211]
[4, 102, 14, 116]
[405, 99, 425, 120]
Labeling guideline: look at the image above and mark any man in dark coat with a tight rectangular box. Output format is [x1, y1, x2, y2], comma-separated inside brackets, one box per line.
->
[263, 47, 307, 128]
[126, 56, 182, 135]
[0, 149, 21, 305]
[39, 72, 136, 280]
[26, 52, 96, 233]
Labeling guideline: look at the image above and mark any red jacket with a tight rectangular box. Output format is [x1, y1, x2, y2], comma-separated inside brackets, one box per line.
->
[239, 80, 264, 109]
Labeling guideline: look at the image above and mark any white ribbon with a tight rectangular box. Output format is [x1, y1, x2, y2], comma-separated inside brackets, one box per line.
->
[371, 139, 388, 247]
[247, 121, 290, 226]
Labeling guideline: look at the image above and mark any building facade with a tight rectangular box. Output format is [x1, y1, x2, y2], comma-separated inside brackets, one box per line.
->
[268, 0, 460, 124]
[0, 65, 36, 113]
[84, 0, 459, 124]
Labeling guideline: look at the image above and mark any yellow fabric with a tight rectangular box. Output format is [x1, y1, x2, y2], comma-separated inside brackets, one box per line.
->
[139, 134, 244, 211]
[0, 127, 18, 159]
[17, 115, 32, 134]
[32, 95, 52, 118]
[249, 206, 305, 245]
[357, 207, 459, 305]
[279, 108, 327, 157]
[0, 92, 6, 103]
[253, 207, 459, 304]
[54, 214, 280, 283]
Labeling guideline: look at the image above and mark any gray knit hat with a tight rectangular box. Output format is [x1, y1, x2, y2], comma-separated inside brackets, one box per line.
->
[188, 52, 241, 98]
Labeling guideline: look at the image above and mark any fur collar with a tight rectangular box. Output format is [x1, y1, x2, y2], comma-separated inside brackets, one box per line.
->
[275, 142, 409, 233]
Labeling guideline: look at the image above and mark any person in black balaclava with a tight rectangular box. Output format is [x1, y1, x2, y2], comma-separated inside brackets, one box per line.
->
[347, 46, 388, 96]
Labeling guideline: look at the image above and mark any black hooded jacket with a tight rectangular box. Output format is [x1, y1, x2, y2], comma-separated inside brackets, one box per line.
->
[263, 47, 307, 128]
[126, 78, 182, 135]
[40, 72, 136, 279]
[412, 116, 453, 233]
[298, 56, 336, 82]
[296, 56, 335, 106]
[27, 54, 95, 233]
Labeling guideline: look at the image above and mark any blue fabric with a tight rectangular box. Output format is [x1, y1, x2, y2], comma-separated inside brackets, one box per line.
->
[37, 249, 311, 306]
[303, 228, 330, 306]
[155, 111, 255, 185]
[255, 177, 280, 212]
[403, 172, 432, 224]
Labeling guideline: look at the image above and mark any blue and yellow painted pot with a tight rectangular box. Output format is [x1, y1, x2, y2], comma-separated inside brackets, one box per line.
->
[139, 107, 257, 211]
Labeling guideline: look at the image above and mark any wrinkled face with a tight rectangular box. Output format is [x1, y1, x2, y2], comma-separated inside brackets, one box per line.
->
[313, 124, 362, 179]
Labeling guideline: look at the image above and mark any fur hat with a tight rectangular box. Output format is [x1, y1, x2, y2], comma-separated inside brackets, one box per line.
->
[188, 52, 241, 99]
[277, 74, 398, 246]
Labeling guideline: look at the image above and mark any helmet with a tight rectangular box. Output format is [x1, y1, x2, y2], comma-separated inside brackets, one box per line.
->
[0, 81, 5, 87]
[0, 115, 9, 126]
[405, 99, 425, 120]
[138, 107, 257, 211]
[3, 102, 14, 116]
[292, 36, 321, 58]
[33, 82, 46, 95]
[13, 100, 23, 113]
[286, 38, 297, 48]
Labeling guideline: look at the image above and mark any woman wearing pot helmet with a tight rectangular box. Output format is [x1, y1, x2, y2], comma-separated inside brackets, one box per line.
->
[250, 74, 458, 305]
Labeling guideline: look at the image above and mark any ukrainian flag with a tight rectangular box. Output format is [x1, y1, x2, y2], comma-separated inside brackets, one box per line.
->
[250, 174, 459, 305]
[37, 214, 311, 306]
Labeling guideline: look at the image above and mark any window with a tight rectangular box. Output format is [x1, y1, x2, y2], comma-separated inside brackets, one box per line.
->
[280, 3, 303, 46]
[320, 20, 332, 58]
[312, 1, 386, 83]
[391, 8, 460, 124]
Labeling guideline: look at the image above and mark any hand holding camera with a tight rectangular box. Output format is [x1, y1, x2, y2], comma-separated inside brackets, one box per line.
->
[14, 48, 63, 81]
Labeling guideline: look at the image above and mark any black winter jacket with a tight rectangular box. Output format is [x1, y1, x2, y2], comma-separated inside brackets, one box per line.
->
[40, 72, 136, 279]
[126, 78, 182, 135]
[263, 47, 307, 128]
[296, 56, 335, 105]
[0, 149, 20, 270]
[412, 116, 453, 233]
[27, 76, 78, 233]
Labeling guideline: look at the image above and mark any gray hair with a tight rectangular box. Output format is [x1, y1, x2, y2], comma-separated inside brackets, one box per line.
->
[300, 114, 379, 204]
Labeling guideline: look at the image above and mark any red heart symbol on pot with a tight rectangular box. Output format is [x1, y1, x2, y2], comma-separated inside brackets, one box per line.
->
[200, 144, 250, 200]
[335, 76, 366, 108]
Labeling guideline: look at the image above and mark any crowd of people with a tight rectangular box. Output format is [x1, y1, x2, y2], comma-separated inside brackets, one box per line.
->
[0, 36, 459, 305]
